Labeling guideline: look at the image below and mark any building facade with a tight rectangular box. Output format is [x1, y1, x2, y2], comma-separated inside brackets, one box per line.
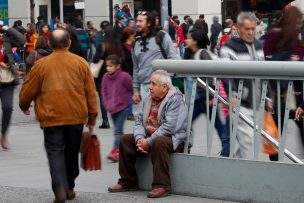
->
[6, 0, 294, 28]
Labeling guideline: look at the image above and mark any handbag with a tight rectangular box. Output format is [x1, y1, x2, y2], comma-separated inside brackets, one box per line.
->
[90, 60, 104, 78]
[262, 112, 279, 155]
[80, 132, 102, 171]
[0, 66, 15, 84]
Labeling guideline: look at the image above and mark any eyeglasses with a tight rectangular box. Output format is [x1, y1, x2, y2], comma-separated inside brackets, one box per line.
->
[137, 11, 147, 16]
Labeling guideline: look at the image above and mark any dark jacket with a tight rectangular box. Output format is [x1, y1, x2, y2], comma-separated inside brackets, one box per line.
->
[220, 37, 264, 108]
[122, 43, 133, 76]
[26, 48, 53, 69]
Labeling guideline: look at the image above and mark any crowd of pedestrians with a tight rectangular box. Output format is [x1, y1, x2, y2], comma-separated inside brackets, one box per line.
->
[0, 3, 304, 202]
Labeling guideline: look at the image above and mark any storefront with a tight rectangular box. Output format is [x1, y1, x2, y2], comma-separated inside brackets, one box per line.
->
[0, 0, 8, 25]
[224, 0, 294, 23]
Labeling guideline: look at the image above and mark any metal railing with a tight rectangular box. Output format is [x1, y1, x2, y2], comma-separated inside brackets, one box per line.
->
[153, 60, 304, 164]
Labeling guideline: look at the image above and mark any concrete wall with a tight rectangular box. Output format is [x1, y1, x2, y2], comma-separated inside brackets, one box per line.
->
[171, 0, 222, 30]
[85, 0, 110, 29]
[34, 0, 51, 24]
[8, 0, 30, 26]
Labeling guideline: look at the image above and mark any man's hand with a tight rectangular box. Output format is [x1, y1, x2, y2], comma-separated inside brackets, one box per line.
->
[295, 107, 304, 121]
[87, 124, 94, 135]
[136, 138, 150, 154]
[133, 92, 141, 104]
[231, 96, 237, 110]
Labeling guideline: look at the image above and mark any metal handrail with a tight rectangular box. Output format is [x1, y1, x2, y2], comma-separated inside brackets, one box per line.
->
[197, 78, 303, 164]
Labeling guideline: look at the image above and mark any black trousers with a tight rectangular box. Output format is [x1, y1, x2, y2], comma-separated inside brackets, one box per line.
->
[43, 124, 83, 196]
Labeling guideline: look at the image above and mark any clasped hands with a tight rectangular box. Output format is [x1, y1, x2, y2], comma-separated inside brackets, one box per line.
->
[136, 138, 150, 154]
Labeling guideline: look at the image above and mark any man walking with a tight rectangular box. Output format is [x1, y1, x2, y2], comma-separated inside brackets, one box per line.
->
[220, 12, 265, 159]
[19, 29, 98, 202]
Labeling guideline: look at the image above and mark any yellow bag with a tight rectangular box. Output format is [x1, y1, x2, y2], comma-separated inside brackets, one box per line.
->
[263, 112, 278, 155]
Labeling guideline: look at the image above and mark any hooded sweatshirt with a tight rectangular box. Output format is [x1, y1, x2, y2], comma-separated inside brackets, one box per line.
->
[102, 69, 132, 114]
[132, 31, 180, 92]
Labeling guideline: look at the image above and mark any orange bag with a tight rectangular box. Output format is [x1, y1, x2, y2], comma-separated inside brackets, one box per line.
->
[263, 112, 279, 155]
[80, 132, 102, 171]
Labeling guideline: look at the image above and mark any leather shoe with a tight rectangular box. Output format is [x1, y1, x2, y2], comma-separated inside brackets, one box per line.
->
[67, 189, 76, 200]
[99, 120, 110, 129]
[147, 187, 170, 198]
[108, 184, 138, 192]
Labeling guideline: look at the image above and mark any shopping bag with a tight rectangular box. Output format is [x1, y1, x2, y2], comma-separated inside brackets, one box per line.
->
[80, 132, 102, 171]
[262, 112, 279, 155]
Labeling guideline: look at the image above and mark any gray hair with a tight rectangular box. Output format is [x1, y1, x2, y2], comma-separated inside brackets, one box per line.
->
[213, 16, 219, 23]
[236, 12, 257, 26]
[152, 70, 173, 88]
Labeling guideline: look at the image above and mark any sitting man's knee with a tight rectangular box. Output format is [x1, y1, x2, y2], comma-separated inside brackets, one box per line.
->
[152, 136, 170, 148]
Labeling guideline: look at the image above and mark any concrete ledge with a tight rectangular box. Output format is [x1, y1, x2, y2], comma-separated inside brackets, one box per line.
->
[136, 153, 304, 203]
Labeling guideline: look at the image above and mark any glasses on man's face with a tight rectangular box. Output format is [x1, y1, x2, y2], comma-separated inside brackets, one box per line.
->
[137, 11, 147, 16]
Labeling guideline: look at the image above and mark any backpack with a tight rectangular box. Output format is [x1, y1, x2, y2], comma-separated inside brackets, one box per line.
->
[5, 28, 26, 48]
[155, 30, 167, 59]
[80, 132, 102, 171]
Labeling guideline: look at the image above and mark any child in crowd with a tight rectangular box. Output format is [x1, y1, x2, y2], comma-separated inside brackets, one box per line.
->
[102, 54, 132, 162]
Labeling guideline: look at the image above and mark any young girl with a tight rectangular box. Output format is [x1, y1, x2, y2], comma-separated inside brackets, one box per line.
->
[102, 54, 132, 162]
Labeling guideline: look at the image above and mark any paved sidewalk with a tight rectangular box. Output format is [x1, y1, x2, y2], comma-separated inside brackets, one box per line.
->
[1, 86, 304, 202]
[0, 122, 239, 203]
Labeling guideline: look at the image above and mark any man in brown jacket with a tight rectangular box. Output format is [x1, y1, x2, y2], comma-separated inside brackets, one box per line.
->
[19, 29, 98, 203]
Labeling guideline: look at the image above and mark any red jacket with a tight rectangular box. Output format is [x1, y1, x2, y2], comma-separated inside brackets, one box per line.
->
[169, 19, 184, 45]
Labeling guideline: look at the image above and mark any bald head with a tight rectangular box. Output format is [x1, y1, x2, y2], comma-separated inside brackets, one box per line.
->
[50, 29, 70, 49]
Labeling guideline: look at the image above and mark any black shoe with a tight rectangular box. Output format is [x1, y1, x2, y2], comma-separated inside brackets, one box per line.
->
[127, 114, 135, 121]
[99, 120, 110, 129]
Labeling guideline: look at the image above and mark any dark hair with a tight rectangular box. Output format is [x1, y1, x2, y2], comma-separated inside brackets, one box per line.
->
[35, 36, 49, 50]
[277, 6, 303, 51]
[172, 15, 178, 21]
[184, 15, 190, 20]
[188, 18, 193, 26]
[50, 29, 70, 49]
[121, 27, 136, 43]
[199, 14, 205, 19]
[106, 54, 122, 65]
[100, 20, 110, 29]
[39, 23, 50, 34]
[174, 19, 180, 26]
[137, 11, 156, 36]
[65, 25, 78, 41]
[103, 26, 125, 58]
[193, 19, 204, 30]
[86, 21, 92, 26]
[189, 28, 210, 49]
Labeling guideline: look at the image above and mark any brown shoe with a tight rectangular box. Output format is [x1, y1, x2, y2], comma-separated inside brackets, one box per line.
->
[147, 187, 170, 198]
[67, 189, 76, 200]
[108, 184, 138, 193]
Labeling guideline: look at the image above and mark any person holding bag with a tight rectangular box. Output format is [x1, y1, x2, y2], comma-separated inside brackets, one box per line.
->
[0, 31, 16, 150]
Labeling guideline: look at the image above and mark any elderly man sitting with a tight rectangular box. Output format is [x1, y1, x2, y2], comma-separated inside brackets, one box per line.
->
[108, 70, 188, 198]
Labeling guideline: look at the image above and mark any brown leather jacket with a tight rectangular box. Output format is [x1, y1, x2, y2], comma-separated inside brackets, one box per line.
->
[19, 49, 98, 128]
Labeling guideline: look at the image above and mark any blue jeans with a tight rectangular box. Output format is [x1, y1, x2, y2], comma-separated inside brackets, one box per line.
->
[179, 44, 184, 58]
[111, 108, 128, 149]
[192, 96, 230, 157]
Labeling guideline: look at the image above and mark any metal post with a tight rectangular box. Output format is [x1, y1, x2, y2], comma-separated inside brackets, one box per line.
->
[160, 0, 169, 27]
[59, 0, 63, 23]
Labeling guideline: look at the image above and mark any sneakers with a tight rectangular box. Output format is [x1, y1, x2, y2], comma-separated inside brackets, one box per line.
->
[107, 148, 119, 162]
[99, 120, 110, 129]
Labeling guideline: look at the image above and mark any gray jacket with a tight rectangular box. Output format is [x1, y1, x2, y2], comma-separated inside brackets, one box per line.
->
[132, 32, 180, 92]
[133, 87, 188, 150]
